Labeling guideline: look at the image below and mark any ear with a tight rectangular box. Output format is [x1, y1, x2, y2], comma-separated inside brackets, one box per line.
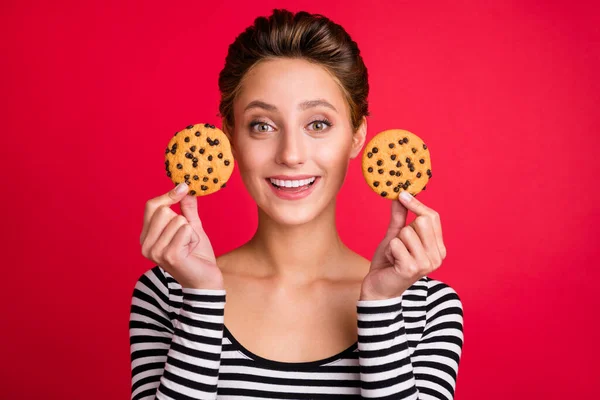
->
[349, 116, 367, 159]
[222, 121, 239, 160]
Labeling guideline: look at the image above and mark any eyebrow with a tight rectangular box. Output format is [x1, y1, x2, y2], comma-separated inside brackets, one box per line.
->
[244, 99, 338, 113]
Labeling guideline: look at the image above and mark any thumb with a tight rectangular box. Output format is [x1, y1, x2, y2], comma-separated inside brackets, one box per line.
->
[385, 196, 408, 239]
[180, 192, 203, 231]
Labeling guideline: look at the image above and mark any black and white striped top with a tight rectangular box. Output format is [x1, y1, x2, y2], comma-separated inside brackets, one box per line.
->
[130, 265, 464, 399]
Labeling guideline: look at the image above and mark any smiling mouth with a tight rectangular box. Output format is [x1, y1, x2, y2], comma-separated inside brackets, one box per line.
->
[267, 177, 317, 191]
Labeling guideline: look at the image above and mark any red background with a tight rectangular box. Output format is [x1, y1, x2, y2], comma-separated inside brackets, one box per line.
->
[2, 0, 599, 398]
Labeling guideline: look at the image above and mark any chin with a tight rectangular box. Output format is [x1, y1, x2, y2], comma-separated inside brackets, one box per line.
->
[259, 201, 323, 226]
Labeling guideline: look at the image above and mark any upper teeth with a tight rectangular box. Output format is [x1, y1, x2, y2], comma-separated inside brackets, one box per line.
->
[270, 177, 316, 187]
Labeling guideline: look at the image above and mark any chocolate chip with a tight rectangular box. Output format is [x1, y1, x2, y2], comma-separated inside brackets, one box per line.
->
[201, 185, 208, 190]
[190, 190, 196, 195]
[423, 185, 427, 190]
[389, 170, 395, 176]
[427, 169, 432, 177]
[193, 157, 198, 163]
[204, 123, 210, 128]
[185, 152, 193, 159]
[403, 137, 408, 143]
[185, 179, 191, 185]
[368, 167, 373, 173]
[381, 191, 388, 197]
[172, 143, 178, 149]
[214, 139, 220, 145]
[207, 137, 212, 145]
[372, 147, 379, 153]
[396, 161, 401, 168]
[218, 153, 223, 159]
[224, 160, 230, 166]
[184, 174, 190, 180]
[416, 172, 422, 178]
[213, 178, 218, 184]
[166, 171, 171, 177]
[170, 148, 176, 155]
[176, 163, 182, 169]
[378, 169, 384, 174]
[396, 170, 402, 176]
[398, 140, 403, 145]
[203, 177, 209, 182]
[409, 166, 415, 172]
[405, 157, 411, 163]
[192, 162, 198, 168]
[412, 148, 417, 154]
[208, 155, 213, 161]
[193, 175, 199, 180]
[190, 146, 196, 152]
[199, 148, 205, 154]
[377, 160, 383, 166]
[423, 144, 427, 150]
[386, 181, 392, 186]
[393, 186, 400, 193]
[165, 148, 170, 154]
[185, 137, 190, 142]
[391, 155, 397, 160]
[187, 125, 194, 129]
[195, 131, 201, 137]
[373, 181, 380, 187]
[174, 131, 178, 136]
[221, 183, 226, 188]
[419, 159, 425, 164]
[367, 152, 373, 158]
[207, 167, 213, 174]
[389, 143, 395, 148]
[165, 160, 169, 166]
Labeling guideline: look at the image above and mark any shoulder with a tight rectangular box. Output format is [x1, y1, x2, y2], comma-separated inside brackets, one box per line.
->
[423, 277, 464, 320]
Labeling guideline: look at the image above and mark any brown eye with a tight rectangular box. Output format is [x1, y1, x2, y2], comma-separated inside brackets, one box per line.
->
[308, 119, 331, 132]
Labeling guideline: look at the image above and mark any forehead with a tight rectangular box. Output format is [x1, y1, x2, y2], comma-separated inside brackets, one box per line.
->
[235, 58, 348, 115]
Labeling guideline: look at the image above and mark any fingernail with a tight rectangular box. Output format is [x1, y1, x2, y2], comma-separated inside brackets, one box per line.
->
[400, 191, 412, 202]
[175, 182, 188, 194]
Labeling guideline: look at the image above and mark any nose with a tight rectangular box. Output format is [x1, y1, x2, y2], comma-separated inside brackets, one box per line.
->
[274, 128, 307, 167]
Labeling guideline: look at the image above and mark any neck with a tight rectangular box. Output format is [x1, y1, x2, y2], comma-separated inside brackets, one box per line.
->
[247, 200, 347, 284]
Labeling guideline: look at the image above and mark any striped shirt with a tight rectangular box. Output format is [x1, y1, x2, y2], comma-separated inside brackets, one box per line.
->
[130, 265, 464, 399]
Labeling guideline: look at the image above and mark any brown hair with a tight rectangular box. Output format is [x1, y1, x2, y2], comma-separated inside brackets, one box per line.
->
[218, 9, 370, 135]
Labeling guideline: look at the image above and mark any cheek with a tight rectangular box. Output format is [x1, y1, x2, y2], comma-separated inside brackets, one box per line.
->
[313, 139, 352, 173]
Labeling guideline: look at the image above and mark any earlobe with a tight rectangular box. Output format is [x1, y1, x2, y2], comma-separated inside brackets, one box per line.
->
[350, 117, 367, 159]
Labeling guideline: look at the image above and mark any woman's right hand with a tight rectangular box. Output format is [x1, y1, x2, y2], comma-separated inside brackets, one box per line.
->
[140, 183, 224, 290]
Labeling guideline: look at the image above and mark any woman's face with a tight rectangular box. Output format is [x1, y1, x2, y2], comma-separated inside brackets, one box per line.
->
[231, 58, 366, 226]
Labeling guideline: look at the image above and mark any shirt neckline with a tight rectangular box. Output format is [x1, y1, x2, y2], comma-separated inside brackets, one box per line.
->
[223, 325, 358, 370]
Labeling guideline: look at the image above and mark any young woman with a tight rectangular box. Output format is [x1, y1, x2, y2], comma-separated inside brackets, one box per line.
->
[130, 9, 464, 400]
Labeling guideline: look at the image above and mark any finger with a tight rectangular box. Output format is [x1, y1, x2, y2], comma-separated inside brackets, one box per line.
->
[388, 237, 416, 275]
[385, 196, 408, 240]
[168, 223, 200, 262]
[398, 190, 434, 217]
[151, 215, 188, 262]
[398, 190, 446, 257]
[141, 205, 177, 257]
[398, 226, 431, 274]
[141, 183, 189, 245]
[410, 217, 442, 267]
[180, 193, 203, 231]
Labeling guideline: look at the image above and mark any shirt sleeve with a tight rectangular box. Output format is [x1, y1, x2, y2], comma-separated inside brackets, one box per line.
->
[356, 279, 464, 400]
[129, 266, 226, 400]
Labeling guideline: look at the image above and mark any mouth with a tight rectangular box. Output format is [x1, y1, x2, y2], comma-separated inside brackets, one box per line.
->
[264, 176, 321, 199]
[267, 176, 317, 191]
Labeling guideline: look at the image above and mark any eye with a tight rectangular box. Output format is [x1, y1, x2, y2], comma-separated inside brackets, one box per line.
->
[249, 120, 274, 133]
[307, 118, 333, 132]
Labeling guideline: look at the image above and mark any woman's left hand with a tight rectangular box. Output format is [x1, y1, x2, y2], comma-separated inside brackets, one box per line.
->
[360, 191, 447, 301]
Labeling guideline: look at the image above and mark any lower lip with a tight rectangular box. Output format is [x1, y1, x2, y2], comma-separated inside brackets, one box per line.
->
[267, 177, 320, 200]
